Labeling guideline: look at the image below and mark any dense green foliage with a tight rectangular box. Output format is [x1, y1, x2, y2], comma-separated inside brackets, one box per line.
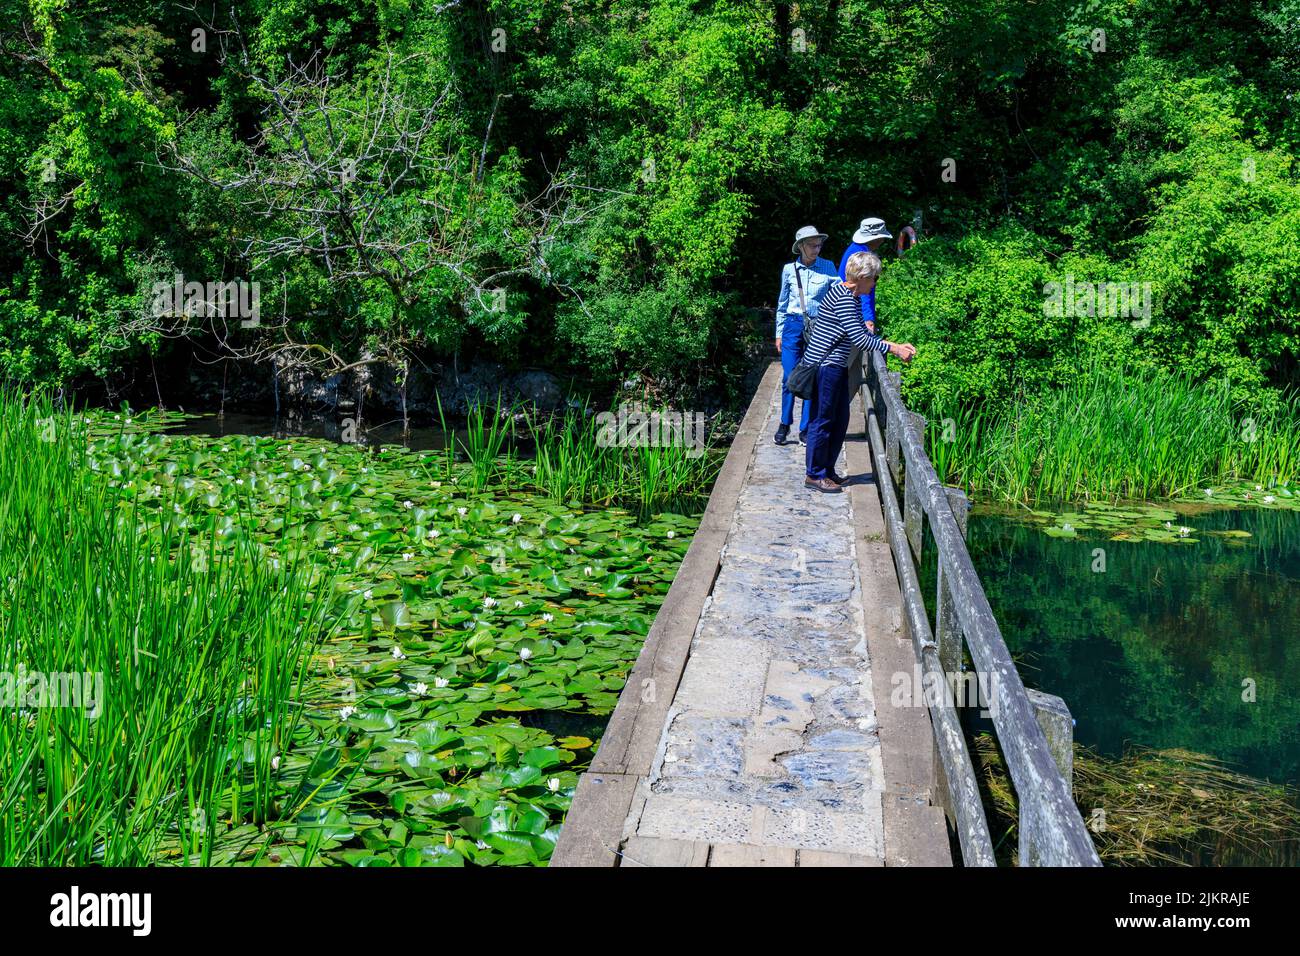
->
[1, 0, 1297, 412]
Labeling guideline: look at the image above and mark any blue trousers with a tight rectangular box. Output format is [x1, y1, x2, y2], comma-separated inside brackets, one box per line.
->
[805, 363, 850, 480]
[779, 318, 811, 431]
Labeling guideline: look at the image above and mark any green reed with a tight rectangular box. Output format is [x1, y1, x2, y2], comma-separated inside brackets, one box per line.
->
[460, 393, 518, 491]
[926, 361, 1300, 502]
[0, 389, 343, 865]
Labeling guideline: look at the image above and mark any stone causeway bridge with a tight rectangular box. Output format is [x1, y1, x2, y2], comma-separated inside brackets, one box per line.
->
[552, 355, 1101, 867]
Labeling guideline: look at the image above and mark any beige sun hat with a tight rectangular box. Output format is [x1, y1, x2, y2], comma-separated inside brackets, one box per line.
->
[791, 225, 829, 255]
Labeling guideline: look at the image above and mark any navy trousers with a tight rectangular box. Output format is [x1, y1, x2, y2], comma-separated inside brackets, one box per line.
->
[779, 317, 812, 431]
[805, 363, 850, 480]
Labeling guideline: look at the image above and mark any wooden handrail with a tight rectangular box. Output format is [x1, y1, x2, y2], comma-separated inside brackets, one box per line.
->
[861, 350, 1101, 867]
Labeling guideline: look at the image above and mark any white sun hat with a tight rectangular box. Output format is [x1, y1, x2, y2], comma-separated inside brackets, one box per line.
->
[852, 217, 893, 244]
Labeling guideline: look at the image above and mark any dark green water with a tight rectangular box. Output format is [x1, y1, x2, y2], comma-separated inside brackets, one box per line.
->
[961, 505, 1300, 788]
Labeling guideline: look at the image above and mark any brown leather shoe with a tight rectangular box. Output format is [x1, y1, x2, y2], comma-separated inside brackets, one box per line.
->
[804, 476, 842, 493]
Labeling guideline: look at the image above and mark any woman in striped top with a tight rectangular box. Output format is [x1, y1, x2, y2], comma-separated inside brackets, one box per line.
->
[800, 251, 917, 492]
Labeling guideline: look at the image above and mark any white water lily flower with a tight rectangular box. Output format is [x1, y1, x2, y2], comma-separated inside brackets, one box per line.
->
[547, 778, 560, 792]
[391, 646, 406, 660]
[339, 706, 356, 721]
[1061, 523, 1073, 532]
[434, 677, 449, 688]
[1164, 521, 1173, 529]
[457, 506, 468, 516]
[514, 600, 524, 608]
[483, 596, 497, 608]
[666, 530, 675, 539]
[476, 840, 488, 850]
[271, 755, 280, 771]
[542, 613, 554, 623]
[403, 500, 414, 509]
[363, 589, 373, 600]
[347, 523, 361, 533]
[583, 566, 593, 576]
[1256, 485, 1263, 490]
[432, 480, 442, 488]
[402, 552, 414, 561]
[1264, 495, 1276, 503]
[361, 467, 368, 473]
[330, 546, 341, 555]
[411, 682, 429, 696]
[236, 478, 244, 485]
[1204, 488, 1214, 496]
[511, 513, 522, 524]
[1178, 526, 1192, 536]
[519, 647, 533, 660]
[428, 528, 440, 538]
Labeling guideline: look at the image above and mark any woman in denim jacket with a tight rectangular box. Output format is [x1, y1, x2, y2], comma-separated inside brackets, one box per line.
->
[774, 225, 839, 445]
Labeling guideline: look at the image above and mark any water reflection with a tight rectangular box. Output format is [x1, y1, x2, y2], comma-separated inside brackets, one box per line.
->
[169, 410, 464, 451]
[963, 505, 1300, 788]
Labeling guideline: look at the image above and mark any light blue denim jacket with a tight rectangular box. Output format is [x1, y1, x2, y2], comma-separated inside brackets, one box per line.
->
[775, 256, 840, 338]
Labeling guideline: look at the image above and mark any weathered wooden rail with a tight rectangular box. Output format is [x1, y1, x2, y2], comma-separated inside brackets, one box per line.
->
[860, 350, 1101, 866]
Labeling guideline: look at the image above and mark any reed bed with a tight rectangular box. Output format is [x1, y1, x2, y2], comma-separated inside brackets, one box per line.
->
[0, 390, 345, 865]
[926, 361, 1300, 502]
[441, 398, 721, 516]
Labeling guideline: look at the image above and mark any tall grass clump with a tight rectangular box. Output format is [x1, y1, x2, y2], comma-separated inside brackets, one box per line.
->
[926, 361, 1300, 502]
[460, 393, 518, 491]
[526, 403, 721, 515]
[432, 398, 721, 516]
[0, 389, 342, 865]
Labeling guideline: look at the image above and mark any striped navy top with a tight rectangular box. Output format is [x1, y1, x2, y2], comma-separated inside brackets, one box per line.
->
[800, 281, 889, 368]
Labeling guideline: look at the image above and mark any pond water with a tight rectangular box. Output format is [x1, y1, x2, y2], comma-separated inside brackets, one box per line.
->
[170, 410, 462, 451]
[941, 503, 1300, 863]
[962, 505, 1300, 789]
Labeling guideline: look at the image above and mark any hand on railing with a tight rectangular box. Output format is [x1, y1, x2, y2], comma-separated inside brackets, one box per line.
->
[888, 341, 917, 362]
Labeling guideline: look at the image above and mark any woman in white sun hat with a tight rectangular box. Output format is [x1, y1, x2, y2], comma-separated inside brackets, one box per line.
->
[774, 225, 839, 446]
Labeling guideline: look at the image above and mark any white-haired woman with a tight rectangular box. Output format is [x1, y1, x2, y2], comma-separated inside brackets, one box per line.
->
[774, 225, 839, 445]
[799, 252, 917, 492]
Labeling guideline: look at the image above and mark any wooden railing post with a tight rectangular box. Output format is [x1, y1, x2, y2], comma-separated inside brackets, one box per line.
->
[884, 371, 903, 489]
[1020, 690, 1076, 865]
[1026, 690, 1074, 796]
[903, 412, 927, 561]
[935, 486, 969, 681]
[932, 485, 967, 817]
